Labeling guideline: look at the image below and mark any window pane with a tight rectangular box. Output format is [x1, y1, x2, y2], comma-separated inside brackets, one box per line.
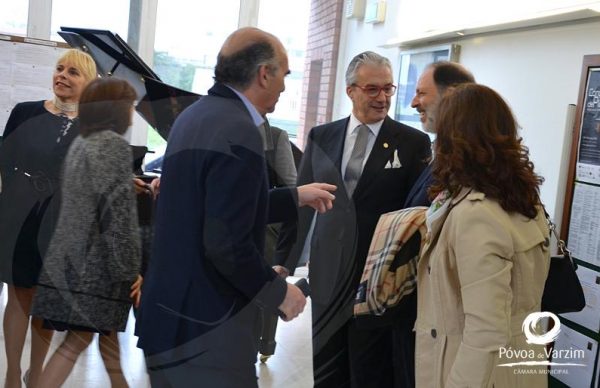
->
[394, 49, 450, 133]
[0, 0, 28, 36]
[153, 0, 239, 92]
[257, 0, 310, 140]
[148, 0, 240, 164]
[50, 0, 130, 41]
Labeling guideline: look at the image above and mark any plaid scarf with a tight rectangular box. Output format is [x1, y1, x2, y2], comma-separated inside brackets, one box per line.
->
[354, 206, 428, 317]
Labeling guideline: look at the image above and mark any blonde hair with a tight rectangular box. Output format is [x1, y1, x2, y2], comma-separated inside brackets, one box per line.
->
[56, 49, 97, 82]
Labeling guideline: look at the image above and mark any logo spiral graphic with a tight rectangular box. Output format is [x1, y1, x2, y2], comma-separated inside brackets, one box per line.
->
[522, 312, 561, 345]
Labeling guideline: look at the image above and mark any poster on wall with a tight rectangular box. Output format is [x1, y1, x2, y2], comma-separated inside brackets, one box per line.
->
[550, 325, 597, 388]
[567, 182, 600, 267]
[0, 38, 64, 136]
[575, 68, 600, 184]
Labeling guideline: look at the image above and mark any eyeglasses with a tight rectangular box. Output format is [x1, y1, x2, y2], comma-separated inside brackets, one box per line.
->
[352, 84, 397, 97]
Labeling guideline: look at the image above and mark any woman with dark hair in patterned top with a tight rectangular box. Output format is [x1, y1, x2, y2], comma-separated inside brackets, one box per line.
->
[30, 77, 141, 388]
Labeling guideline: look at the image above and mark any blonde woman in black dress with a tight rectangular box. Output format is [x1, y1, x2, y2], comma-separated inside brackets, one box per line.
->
[0, 49, 96, 388]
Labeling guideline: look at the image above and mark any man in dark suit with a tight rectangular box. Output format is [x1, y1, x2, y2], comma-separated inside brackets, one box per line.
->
[405, 61, 475, 208]
[135, 27, 336, 388]
[275, 51, 431, 388]
[385, 62, 475, 388]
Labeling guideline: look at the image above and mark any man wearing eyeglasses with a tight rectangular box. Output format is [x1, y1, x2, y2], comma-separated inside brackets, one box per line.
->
[275, 51, 431, 388]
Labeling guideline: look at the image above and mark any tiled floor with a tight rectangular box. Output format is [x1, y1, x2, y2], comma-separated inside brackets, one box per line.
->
[0, 271, 313, 387]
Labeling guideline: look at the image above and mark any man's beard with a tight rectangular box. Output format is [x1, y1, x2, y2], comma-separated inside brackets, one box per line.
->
[423, 116, 436, 133]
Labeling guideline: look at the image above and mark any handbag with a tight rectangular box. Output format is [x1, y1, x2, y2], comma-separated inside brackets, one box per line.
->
[541, 211, 586, 314]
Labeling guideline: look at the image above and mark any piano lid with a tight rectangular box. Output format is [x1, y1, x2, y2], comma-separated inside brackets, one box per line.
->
[59, 26, 159, 81]
[136, 76, 200, 140]
[58, 27, 201, 140]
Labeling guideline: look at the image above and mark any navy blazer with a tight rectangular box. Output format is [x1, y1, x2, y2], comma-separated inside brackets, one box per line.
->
[136, 83, 297, 356]
[275, 116, 430, 333]
[404, 163, 433, 208]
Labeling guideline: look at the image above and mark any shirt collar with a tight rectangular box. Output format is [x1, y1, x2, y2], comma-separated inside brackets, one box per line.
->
[348, 114, 384, 137]
[225, 84, 265, 127]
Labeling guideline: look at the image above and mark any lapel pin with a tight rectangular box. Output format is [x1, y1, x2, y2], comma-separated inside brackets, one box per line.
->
[383, 143, 389, 149]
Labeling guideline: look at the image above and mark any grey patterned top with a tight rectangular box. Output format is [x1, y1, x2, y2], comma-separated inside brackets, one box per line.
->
[31, 130, 141, 331]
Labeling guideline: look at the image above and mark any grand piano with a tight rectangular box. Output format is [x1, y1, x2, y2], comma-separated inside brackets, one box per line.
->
[58, 26, 303, 171]
[57, 27, 203, 261]
[58, 26, 201, 143]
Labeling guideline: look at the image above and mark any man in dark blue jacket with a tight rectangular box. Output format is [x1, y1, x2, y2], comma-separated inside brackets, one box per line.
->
[390, 61, 474, 388]
[136, 27, 335, 387]
[404, 61, 475, 208]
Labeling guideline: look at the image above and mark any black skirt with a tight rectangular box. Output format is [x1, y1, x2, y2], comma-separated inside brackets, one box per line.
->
[5, 197, 51, 287]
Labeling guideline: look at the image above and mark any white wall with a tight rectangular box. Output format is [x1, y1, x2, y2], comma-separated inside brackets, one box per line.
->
[457, 21, 600, 221]
[333, 0, 402, 119]
[334, 6, 600, 223]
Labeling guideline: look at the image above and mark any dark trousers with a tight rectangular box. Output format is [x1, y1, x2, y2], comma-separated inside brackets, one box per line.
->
[392, 324, 416, 388]
[144, 304, 260, 388]
[313, 316, 395, 388]
[148, 357, 257, 388]
[392, 291, 417, 388]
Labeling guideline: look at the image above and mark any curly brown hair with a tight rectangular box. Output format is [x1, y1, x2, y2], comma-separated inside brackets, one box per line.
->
[429, 83, 543, 218]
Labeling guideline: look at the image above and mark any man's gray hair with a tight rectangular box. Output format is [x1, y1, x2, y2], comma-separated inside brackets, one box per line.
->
[214, 41, 278, 89]
[345, 51, 392, 86]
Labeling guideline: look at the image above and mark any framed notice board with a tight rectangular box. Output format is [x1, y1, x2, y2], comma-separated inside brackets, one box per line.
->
[561, 54, 600, 270]
[0, 34, 69, 136]
[552, 54, 600, 388]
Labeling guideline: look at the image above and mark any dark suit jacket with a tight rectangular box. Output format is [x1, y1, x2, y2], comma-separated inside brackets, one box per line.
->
[404, 163, 433, 208]
[136, 83, 297, 357]
[276, 116, 430, 337]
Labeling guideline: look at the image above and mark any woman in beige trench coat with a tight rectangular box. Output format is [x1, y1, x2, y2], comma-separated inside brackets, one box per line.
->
[414, 84, 550, 388]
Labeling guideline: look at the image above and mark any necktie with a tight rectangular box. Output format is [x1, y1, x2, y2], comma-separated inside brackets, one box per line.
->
[344, 124, 370, 196]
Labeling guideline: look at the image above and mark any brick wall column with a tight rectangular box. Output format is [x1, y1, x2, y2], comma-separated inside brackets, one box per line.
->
[297, 0, 344, 149]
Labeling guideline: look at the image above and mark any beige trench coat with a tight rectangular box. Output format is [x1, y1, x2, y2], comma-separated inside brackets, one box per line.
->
[415, 188, 550, 388]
